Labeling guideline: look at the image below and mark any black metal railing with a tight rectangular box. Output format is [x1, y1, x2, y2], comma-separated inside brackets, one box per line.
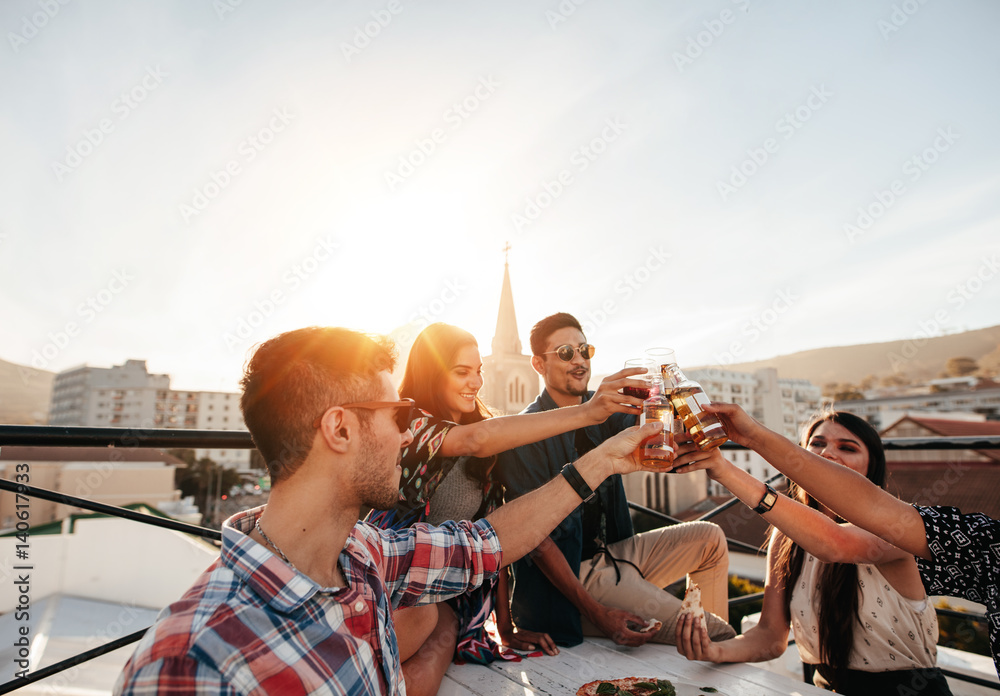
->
[1, 426, 997, 692]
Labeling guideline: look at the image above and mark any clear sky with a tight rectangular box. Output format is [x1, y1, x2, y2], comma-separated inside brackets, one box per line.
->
[1, 0, 998, 392]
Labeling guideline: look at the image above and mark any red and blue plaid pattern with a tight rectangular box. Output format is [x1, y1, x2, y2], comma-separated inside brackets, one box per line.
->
[115, 506, 502, 695]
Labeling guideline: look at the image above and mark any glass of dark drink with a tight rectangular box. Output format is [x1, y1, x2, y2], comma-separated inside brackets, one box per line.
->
[623, 358, 657, 400]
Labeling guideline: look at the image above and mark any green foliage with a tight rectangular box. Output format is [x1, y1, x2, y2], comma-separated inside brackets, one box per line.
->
[171, 451, 242, 509]
[935, 599, 991, 656]
[727, 575, 765, 635]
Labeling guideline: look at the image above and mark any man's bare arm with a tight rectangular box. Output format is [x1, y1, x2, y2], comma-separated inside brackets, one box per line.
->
[485, 422, 660, 565]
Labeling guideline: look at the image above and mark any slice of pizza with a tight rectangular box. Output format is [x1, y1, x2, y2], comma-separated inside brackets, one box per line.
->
[640, 617, 662, 634]
[679, 582, 707, 630]
[576, 677, 676, 696]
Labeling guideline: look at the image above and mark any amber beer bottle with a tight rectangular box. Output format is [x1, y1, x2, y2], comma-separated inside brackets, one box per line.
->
[661, 362, 728, 450]
[638, 375, 676, 469]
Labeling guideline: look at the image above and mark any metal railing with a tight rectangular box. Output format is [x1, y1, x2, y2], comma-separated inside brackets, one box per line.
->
[1, 425, 997, 693]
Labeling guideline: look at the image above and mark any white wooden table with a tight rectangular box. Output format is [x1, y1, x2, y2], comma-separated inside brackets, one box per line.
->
[440, 636, 829, 695]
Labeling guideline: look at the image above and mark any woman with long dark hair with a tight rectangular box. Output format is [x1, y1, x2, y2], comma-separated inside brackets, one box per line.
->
[673, 410, 951, 695]
[366, 323, 643, 696]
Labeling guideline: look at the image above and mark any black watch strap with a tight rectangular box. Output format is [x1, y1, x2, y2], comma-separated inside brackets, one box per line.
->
[560, 462, 596, 503]
[753, 482, 778, 514]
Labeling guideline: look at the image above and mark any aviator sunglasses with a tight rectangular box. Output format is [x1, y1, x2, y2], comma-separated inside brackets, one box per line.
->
[543, 343, 596, 362]
[313, 398, 415, 433]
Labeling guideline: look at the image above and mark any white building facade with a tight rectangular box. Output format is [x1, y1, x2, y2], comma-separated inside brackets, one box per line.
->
[687, 367, 824, 495]
[835, 386, 1000, 430]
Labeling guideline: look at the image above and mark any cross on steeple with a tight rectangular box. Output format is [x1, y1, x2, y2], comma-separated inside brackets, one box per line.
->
[502, 241, 511, 265]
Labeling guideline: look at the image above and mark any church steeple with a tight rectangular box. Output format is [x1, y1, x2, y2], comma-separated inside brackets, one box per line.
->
[481, 244, 539, 414]
[491, 243, 522, 356]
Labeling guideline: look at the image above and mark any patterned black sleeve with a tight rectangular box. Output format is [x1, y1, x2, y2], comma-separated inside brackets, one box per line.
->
[914, 504, 1000, 678]
[915, 505, 997, 602]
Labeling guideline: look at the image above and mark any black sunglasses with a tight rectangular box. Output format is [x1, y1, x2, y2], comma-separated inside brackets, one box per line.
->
[313, 398, 415, 433]
[543, 343, 596, 362]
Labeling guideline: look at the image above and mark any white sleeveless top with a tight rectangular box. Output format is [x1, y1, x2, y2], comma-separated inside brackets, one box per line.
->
[789, 552, 939, 671]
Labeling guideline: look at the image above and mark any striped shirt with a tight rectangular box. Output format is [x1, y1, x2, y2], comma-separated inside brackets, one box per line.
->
[114, 506, 502, 695]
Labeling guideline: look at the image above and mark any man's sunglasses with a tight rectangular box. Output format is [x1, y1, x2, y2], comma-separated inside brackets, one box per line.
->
[542, 343, 596, 362]
[313, 398, 415, 433]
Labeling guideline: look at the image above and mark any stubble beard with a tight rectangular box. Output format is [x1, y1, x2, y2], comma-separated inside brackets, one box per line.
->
[355, 429, 402, 511]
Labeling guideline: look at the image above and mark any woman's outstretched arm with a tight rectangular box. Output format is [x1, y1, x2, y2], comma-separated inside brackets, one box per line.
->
[700, 402, 930, 560]
[438, 367, 645, 457]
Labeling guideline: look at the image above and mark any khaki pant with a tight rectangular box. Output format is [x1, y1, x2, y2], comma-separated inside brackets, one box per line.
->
[578, 521, 736, 644]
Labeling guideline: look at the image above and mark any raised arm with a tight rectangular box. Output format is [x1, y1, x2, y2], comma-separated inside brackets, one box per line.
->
[485, 421, 661, 566]
[677, 530, 791, 664]
[438, 368, 644, 458]
[672, 443, 913, 567]
[702, 403, 931, 560]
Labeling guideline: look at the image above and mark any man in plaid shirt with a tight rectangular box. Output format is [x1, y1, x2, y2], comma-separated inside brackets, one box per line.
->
[115, 326, 664, 695]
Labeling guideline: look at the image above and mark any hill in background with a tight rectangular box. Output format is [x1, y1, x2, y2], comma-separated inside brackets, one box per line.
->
[0, 358, 54, 425]
[696, 324, 1000, 389]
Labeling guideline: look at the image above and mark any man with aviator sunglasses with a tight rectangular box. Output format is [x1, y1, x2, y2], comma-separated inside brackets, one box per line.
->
[497, 313, 736, 650]
[116, 326, 669, 696]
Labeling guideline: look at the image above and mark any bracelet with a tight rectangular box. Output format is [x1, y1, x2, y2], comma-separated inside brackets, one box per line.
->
[753, 482, 778, 514]
[560, 462, 596, 503]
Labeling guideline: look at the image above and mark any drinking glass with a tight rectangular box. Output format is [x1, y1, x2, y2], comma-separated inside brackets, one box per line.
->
[623, 358, 657, 400]
[644, 347, 676, 375]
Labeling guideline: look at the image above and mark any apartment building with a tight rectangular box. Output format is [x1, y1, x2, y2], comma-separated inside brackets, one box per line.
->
[47, 360, 252, 470]
[836, 386, 1000, 429]
[688, 366, 823, 495]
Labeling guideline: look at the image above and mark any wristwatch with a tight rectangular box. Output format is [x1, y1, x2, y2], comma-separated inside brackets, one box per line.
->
[753, 483, 778, 514]
[560, 462, 596, 503]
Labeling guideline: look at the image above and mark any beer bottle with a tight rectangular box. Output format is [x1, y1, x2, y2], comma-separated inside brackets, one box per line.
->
[661, 362, 728, 450]
[638, 374, 676, 469]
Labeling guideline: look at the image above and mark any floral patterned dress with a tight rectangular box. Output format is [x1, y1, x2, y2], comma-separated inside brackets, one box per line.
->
[365, 408, 511, 664]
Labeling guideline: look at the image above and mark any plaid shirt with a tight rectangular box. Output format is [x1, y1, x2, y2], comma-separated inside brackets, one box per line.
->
[114, 506, 502, 695]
